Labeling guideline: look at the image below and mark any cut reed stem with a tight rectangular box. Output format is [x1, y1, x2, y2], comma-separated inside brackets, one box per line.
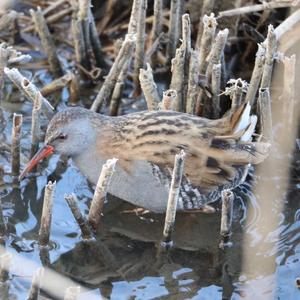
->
[88, 158, 117, 230]
[11, 113, 22, 177]
[161, 150, 186, 247]
[30, 7, 63, 78]
[139, 63, 160, 110]
[39, 181, 56, 247]
[27, 267, 44, 300]
[65, 194, 93, 240]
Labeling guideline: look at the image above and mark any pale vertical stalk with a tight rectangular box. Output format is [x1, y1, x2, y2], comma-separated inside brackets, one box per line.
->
[128, 0, 140, 34]
[231, 78, 244, 113]
[151, 0, 163, 49]
[139, 63, 160, 110]
[89, 10, 106, 68]
[159, 89, 177, 110]
[245, 43, 266, 105]
[162, 150, 186, 246]
[197, 14, 217, 74]
[0, 198, 6, 238]
[282, 55, 296, 130]
[88, 158, 117, 230]
[196, 0, 215, 47]
[0, 252, 12, 282]
[65, 194, 93, 240]
[133, 0, 147, 90]
[206, 28, 229, 79]
[211, 63, 221, 118]
[170, 45, 186, 112]
[69, 73, 80, 105]
[11, 113, 22, 177]
[90, 35, 135, 112]
[260, 25, 277, 89]
[0, 46, 8, 101]
[64, 286, 81, 300]
[30, 7, 63, 78]
[167, 0, 181, 63]
[27, 268, 44, 300]
[258, 88, 273, 143]
[39, 181, 56, 247]
[219, 190, 234, 248]
[181, 14, 191, 111]
[31, 94, 42, 159]
[70, 0, 89, 73]
[186, 50, 199, 114]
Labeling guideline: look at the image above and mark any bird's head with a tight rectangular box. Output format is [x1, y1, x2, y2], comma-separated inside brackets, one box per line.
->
[19, 107, 97, 180]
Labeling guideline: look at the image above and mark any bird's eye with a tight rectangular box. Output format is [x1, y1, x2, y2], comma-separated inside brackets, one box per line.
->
[58, 134, 67, 140]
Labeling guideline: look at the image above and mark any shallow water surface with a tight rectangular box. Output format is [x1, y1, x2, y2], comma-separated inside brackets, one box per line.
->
[0, 100, 300, 299]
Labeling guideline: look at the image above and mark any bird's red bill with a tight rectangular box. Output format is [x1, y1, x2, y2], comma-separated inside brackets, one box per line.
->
[19, 145, 54, 181]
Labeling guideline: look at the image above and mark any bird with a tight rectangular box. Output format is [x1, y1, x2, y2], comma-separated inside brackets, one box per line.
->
[19, 103, 270, 213]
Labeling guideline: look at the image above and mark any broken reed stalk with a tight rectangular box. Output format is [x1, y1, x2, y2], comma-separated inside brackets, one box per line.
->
[260, 25, 277, 90]
[109, 65, 127, 116]
[27, 267, 44, 300]
[159, 89, 177, 110]
[70, 0, 90, 74]
[230, 78, 244, 113]
[0, 252, 12, 282]
[65, 194, 93, 240]
[0, 46, 8, 101]
[11, 113, 22, 177]
[282, 55, 296, 129]
[197, 14, 217, 74]
[150, 0, 163, 64]
[30, 7, 63, 78]
[30, 94, 42, 159]
[218, 1, 299, 18]
[206, 28, 229, 79]
[162, 150, 186, 247]
[4, 67, 54, 118]
[64, 286, 81, 300]
[0, 198, 6, 238]
[186, 50, 199, 114]
[245, 44, 266, 105]
[211, 63, 221, 118]
[201, 28, 228, 117]
[133, 0, 147, 91]
[0, 11, 18, 32]
[90, 35, 135, 112]
[167, 0, 182, 63]
[170, 44, 186, 112]
[41, 73, 73, 97]
[258, 88, 273, 143]
[181, 14, 191, 111]
[88, 158, 118, 230]
[39, 181, 56, 247]
[139, 63, 160, 110]
[69, 73, 80, 105]
[196, 0, 215, 48]
[87, 6, 106, 68]
[0, 198, 7, 239]
[220, 190, 234, 247]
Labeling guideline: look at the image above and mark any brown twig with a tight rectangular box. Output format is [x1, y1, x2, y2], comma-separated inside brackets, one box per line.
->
[11, 113, 22, 177]
[65, 194, 93, 240]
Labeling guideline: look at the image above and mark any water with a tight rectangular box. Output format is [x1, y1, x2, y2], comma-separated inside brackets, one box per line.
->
[0, 96, 299, 299]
